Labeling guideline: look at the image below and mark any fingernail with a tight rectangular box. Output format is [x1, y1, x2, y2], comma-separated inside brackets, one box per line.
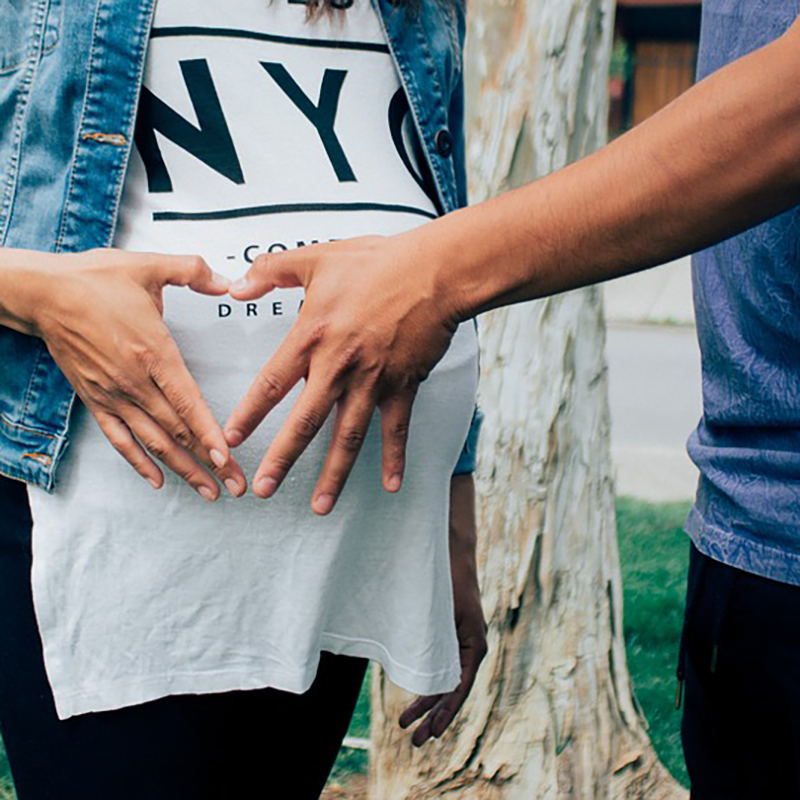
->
[212, 271, 231, 288]
[256, 476, 278, 498]
[225, 428, 244, 448]
[386, 473, 402, 492]
[230, 278, 249, 293]
[313, 494, 335, 515]
[147, 477, 161, 490]
[197, 485, 216, 502]
[210, 448, 227, 469]
[224, 478, 241, 497]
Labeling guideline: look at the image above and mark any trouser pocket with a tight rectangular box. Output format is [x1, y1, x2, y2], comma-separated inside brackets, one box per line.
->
[675, 543, 737, 708]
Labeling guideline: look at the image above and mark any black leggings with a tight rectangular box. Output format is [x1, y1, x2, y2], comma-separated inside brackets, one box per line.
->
[0, 475, 367, 800]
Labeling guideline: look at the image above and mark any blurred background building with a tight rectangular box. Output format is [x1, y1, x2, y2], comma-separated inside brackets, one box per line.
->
[609, 0, 702, 134]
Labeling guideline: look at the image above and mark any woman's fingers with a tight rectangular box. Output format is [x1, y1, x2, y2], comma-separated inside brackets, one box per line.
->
[398, 694, 440, 730]
[94, 411, 164, 490]
[33, 248, 247, 495]
[151, 253, 231, 296]
[400, 673, 474, 747]
[144, 256, 248, 490]
[148, 335, 233, 471]
[428, 675, 473, 739]
[119, 407, 223, 501]
[140, 382, 248, 496]
[398, 624, 487, 745]
[401, 694, 452, 747]
[96, 397, 246, 498]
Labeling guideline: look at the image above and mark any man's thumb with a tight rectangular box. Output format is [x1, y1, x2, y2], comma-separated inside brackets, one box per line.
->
[228, 251, 308, 301]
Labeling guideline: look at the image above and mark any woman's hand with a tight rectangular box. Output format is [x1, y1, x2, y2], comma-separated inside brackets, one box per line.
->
[3, 247, 246, 500]
[398, 474, 487, 746]
[224, 232, 460, 514]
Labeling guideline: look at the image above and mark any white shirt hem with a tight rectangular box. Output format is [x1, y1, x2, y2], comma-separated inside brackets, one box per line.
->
[51, 632, 461, 720]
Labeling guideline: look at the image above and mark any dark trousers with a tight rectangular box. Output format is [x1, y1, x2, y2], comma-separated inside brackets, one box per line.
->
[0, 475, 367, 799]
[680, 543, 800, 799]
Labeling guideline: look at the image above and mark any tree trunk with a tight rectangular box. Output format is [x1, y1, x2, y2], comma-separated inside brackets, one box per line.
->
[368, 0, 688, 796]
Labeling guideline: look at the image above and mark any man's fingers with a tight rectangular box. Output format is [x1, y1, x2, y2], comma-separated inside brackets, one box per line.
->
[94, 411, 164, 490]
[228, 250, 311, 301]
[122, 407, 221, 501]
[224, 326, 311, 447]
[252, 377, 338, 500]
[379, 393, 415, 493]
[310, 392, 377, 515]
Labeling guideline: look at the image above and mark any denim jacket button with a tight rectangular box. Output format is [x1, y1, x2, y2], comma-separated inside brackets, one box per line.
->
[435, 128, 453, 158]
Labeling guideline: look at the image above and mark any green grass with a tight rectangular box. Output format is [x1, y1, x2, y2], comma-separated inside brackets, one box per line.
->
[616, 496, 692, 789]
[0, 738, 13, 800]
[0, 498, 691, 793]
[328, 671, 371, 784]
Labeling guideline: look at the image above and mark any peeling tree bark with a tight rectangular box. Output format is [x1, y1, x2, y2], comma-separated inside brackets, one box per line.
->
[369, 0, 688, 797]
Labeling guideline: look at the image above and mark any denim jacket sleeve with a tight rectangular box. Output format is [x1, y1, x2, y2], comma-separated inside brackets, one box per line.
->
[449, 66, 481, 477]
[453, 406, 483, 475]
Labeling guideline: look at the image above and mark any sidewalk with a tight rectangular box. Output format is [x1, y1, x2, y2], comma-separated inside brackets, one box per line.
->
[604, 256, 694, 327]
[603, 257, 702, 502]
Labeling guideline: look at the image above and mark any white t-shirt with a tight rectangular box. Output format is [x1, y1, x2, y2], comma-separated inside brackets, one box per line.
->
[26, 0, 478, 720]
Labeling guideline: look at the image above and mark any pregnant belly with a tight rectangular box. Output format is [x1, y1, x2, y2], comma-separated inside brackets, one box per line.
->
[157, 285, 479, 486]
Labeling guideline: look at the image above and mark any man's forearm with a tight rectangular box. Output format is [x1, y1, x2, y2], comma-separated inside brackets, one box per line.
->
[427, 18, 800, 319]
[221, 16, 800, 509]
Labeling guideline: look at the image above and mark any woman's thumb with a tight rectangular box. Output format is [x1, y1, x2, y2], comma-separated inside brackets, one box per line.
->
[158, 255, 230, 296]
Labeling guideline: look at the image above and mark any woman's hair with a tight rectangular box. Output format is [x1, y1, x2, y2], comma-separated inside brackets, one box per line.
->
[301, 0, 424, 18]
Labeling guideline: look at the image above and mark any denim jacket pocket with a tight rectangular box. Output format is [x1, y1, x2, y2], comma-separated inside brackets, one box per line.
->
[0, 0, 61, 75]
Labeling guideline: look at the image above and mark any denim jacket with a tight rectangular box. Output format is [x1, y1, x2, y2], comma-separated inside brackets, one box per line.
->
[0, 0, 481, 490]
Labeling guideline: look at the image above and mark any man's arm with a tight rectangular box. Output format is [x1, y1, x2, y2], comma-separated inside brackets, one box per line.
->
[225, 16, 800, 513]
[439, 18, 800, 317]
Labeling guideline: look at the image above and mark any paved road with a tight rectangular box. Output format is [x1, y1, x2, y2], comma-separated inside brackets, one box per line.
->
[605, 322, 702, 502]
[601, 255, 703, 502]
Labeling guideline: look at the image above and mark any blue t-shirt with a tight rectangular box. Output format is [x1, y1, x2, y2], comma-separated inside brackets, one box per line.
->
[686, 0, 800, 584]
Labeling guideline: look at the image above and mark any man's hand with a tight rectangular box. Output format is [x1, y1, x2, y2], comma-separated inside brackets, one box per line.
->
[8, 248, 246, 500]
[224, 233, 459, 514]
[399, 474, 487, 745]
[222, 16, 800, 513]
